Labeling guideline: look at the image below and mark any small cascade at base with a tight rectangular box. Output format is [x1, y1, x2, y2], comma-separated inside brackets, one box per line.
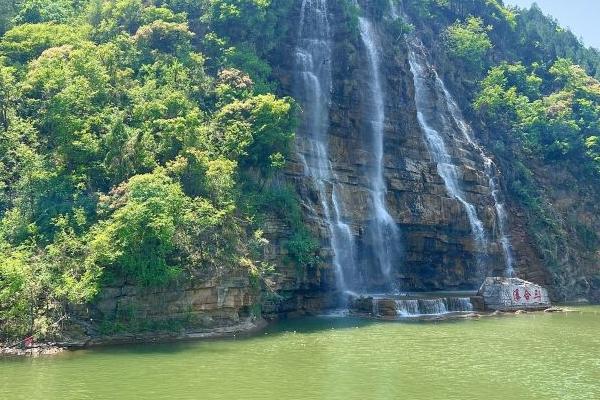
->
[352, 294, 475, 319]
[394, 297, 473, 317]
[446, 297, 475, 313]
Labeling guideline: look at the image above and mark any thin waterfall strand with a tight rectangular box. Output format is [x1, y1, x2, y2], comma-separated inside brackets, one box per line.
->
[408, 43, 488, 254]
[295, 0, 358, 294]
[435, 79, 516, 277]
[358, 16, 402, 286]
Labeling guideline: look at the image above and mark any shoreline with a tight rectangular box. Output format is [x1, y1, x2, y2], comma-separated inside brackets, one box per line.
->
[1, 318, 269, 357]
[1, 344, 66, 357]
[0, 307, 577, 357]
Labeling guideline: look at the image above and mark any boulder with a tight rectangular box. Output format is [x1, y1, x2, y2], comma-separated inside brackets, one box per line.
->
[478, 277, 551, 311]
[469, 295, 485, 312]
[374, 299, 398, 317]
[349, 297, 374, 315]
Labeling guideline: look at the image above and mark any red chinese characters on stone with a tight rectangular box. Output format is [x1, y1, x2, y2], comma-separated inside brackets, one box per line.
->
[513, 288, 521, 301]
[524, 289, 532, 301]
[534, 289, 542, 301]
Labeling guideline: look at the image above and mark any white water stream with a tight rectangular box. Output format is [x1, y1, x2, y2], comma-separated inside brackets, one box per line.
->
[295, 0, 358, 294]
[436, 79, 516, 276]
[408, 44, 488, 255]
[358, 16, 402, 287]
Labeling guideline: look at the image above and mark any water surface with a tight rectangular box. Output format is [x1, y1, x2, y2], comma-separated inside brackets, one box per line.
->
[2, 307, 599, 400]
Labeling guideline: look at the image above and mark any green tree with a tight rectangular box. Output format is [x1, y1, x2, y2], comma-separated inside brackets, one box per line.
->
[90, 169, 193, 286]
[0, 63, 17, 132]
[0, 0, 314, 341]
[0, 23, 86, 63]
[444, 16, 492, 72]
[476, 58, 600, 173]
[0, 0, 20, 35]
[13, 0, 77, 24]
[212, 94, 295, 172]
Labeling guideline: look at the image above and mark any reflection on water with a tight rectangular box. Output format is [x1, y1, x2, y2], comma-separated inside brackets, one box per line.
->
[1, 307, 600, 400]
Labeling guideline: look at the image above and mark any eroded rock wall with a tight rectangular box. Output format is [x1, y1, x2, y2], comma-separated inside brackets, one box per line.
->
[276, 0, 510, 292]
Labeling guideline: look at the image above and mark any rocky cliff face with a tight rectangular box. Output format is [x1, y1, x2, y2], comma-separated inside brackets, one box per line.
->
[68, 215, 337, 342]
[275, 0, 520, 293]
[402, 6, 597, 301]
[273, 0, 594, 300]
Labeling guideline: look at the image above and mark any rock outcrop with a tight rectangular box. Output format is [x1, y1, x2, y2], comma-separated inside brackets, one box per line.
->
[66, 254, 337, 342]
[477, 277, 551, 311]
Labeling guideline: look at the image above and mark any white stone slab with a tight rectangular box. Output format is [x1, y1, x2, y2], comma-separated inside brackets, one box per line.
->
[478, 277, 551, 311]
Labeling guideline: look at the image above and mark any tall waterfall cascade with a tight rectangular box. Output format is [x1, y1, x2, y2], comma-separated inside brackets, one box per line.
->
[295, 2, 406, 294]
[389, 1, 515, 277]
[294, 0, 358, 294]
[434, 81, 516, 277]
[294, 1, 517, 298]
[402, 23, 515, 277]
[357, 16, 402, 290]
[407, 43, 488, 257]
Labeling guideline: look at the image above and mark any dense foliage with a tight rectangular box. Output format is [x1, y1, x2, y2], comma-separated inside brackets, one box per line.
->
[475, 59, 600, 175]
[443, 16, 492, 72]
[0, 0, 314, 340]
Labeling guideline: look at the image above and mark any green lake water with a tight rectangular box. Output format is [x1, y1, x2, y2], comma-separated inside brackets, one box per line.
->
[2, 307, 600, 400]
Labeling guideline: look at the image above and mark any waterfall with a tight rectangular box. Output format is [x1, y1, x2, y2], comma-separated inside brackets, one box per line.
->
[434, 80, 516, 277]
[372, 299, 381, 317]
[395, 299, 420, 316]
[396, 3, 515, 276]
[417, 299, 448, 315]
[394, 297, 473, 317]
[358, 16, 402, 288]
[446, 297, 474, 312]
[407, 43, 488, 256]
[388, 0, 399, 19]
[295, 0, 358, 295]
